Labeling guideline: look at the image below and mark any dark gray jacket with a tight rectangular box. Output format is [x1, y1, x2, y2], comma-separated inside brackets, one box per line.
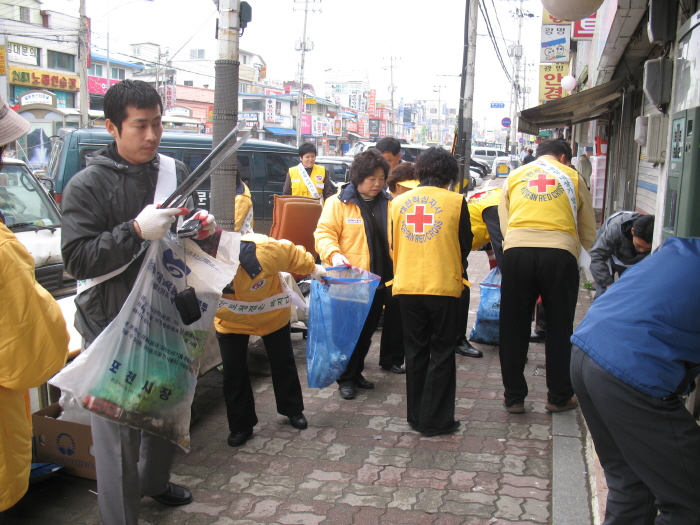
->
[61, 144, 191, 344]
[589, 211, 649, 287]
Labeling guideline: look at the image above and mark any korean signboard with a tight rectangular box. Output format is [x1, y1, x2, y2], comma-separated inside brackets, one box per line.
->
[10, 67, 80, 91]
[0, 46, 6, 76]
[369, 119, 380, 136]
[573, 14, 596, 40]
[301, 114, 312, 135]
[7, 43, 40, 66]
[541, 9, 569, 25]
[369, 89, 377, 117]
[380, 120, 387, 137]
[333, 119, 342, 135]
[162, 85, 175, 109]
[87, 76, 119, 95]
[349, 91, 359, 110]
[265, 98, 275, 122]
[358, 118, 365, 137]
[539, 63, 570, 103]
[540, 25, 571, 63]
[346, 120, 358, 133]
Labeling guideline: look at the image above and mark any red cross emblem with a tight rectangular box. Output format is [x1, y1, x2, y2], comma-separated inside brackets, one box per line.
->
[528, 173, 557, 193]
[406, 205, 433, 233]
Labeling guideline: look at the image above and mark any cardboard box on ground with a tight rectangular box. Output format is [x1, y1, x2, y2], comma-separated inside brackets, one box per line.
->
[32, 403, 96, 480]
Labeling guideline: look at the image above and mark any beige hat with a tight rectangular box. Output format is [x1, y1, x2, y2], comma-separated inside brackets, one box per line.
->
[0, 96, 30, 147]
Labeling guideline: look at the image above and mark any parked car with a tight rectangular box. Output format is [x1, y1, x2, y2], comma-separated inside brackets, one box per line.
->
[0, 158, 72, 296]
[471, 147, 508, 173]
[346, 141, 432, 162]
[316, 156, 352, 189]
[45, 128, 301, 234]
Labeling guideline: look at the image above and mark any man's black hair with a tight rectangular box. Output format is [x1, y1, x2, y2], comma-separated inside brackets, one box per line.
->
[560, 140, 574, 163]
[375, 136, 401, 156]
[349, 149, 389, 186]
[298, 142, 317, 157]
[632, 214, 655, 243]
[415, 147, 458, 185]
[535, 139, 570, 160]
[103, 80, 163, 134]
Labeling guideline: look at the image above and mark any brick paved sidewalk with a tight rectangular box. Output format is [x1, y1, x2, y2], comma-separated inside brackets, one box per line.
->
[10, 178, 597, 525]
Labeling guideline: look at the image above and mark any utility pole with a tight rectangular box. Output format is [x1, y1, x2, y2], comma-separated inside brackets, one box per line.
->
[387, 56, 397, 136]
[294, 0, 319, 148]
[434, 85, 445, 144]
[456, 0, 479, 192]
[210, 0, 240, 231]
[78, 0, 88, 127]
[509, 0, 525, 154]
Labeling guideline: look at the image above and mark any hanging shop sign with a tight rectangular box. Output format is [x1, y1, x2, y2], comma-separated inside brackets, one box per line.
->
[573, 14, 597, 40]
[7, 43, 40, 66]
[10, 67, 80, 91]
[538, 63, 570, 103]
[540, 25, 571, 63]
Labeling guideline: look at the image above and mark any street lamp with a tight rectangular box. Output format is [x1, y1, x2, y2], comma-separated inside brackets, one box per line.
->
[433, 85, 445, 144]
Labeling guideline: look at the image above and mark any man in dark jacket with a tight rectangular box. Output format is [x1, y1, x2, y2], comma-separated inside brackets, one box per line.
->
[61, 80, 214, 525]
[589, 212, 654, 299]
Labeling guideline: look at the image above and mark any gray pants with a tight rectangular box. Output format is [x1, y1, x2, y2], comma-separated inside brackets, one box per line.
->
[570, 346, 700, 525]
[91, 415, 176, 525]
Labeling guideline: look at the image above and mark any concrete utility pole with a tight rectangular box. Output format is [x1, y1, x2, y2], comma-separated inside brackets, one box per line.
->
[456, 0, 479, 192]
[78, 0, 88, 127]
[509, 0, 525, 154]
[434, 84, 445, 144]
[387, 56, 397, 135]
[210, 0, 240, 231]
[294, 0, 319, 148]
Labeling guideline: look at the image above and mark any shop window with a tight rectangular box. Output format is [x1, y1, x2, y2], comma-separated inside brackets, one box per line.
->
[242, 99, 262, 112]
[19, 6, 30, 22]
[111, 67, 125, 80]
[88, 64, 103, 77]
[190, 49, 205, 59]
[47, 50, 75, 72]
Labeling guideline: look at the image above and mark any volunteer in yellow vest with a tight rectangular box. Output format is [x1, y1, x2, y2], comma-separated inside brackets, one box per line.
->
[282, 142, 335, 201]
[498, 139, 596, 415]
[214, 234, 326, 448]
[234, 181, 254, 234]
[0, 99, 69, 521]
[314, 149, 394, 400]
[391, 147, 473, 437]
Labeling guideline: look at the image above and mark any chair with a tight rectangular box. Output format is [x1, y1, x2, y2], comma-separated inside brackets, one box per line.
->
[269, 195, 323, 261]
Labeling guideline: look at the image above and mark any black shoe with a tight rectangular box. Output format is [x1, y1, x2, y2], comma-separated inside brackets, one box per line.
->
[356, 378, 375, 389]
[151, 483, 193, 506]
[388, 364, 406, 374]
[288, 413, 308, 430]
[339, 385, 356, 399]
[455, 340, 483, 358]
[227, 428, 253, 447]
[421, 420, 461, 437]
[529, 331, 546, 342]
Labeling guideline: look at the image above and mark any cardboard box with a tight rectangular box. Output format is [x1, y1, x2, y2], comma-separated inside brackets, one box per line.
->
[32, 403, 96, 480]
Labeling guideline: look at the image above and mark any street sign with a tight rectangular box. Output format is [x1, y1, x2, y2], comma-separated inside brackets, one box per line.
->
[490, 102, 505, 108]
[519, 138, 524, 143]
[502, 117, 511, 127]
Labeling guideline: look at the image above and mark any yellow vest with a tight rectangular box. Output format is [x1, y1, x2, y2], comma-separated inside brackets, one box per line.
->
[392, 186, 465, 298]
[506, 160, 579, 238]
[468, 188, 501, 250]
[288, 164, 326, 198]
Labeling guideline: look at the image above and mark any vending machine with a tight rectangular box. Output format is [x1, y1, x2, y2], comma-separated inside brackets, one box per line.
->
[663, 11, 700, 239]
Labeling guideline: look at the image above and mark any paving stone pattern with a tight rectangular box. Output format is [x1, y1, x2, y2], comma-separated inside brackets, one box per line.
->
[12, 179, 596, 525]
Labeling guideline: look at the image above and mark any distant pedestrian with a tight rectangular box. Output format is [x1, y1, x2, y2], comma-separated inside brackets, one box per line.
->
[391, 147, 473, 436]
[589, 212, 654, 299]
[498, 138, 596, 414]
[571, 237, 700, 525]
[375, 136, 403, 172]
[283, 142, 335, 201]
[523, 148, 535, 164]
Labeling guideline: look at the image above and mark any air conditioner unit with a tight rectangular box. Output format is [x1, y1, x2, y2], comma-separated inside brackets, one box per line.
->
[646, 113, 668, 164]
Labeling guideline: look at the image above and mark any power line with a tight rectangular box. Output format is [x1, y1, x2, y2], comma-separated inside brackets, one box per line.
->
[479, 1, 512, 85]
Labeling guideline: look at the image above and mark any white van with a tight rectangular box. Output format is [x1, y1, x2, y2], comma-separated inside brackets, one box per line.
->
[471, 147, 508, 173]
[1, 158, 67, 295]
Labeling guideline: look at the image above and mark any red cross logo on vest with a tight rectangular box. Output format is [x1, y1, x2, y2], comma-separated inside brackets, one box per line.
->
[406, 205, 434, 233]
[528, 173, 557, 193]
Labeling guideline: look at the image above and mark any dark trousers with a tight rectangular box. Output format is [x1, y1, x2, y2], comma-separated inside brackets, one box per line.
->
[337, 288, 385, 386]
[217, 323, 304, 433]
[456, 285, 471, 343]
[499, 247, 578, 406]
[571, 346, 700, 525]
[379, 288, 405, 368]
[399, 294, 459, 435]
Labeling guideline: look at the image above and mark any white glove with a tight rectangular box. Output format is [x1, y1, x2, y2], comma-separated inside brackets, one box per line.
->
[134, 204, 188, 240]
[192, 210, 216, 240]
[310, 264, 327, 283]
[331, 253, 350, 267]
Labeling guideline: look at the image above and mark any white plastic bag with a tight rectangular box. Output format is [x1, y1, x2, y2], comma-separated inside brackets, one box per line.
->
[51, 232, 239, 449]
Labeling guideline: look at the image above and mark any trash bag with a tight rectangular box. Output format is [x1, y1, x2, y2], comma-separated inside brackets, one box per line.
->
[306, 266, 380, 388]
[50, 232, 239, 449]
[469, 267, 501, 346]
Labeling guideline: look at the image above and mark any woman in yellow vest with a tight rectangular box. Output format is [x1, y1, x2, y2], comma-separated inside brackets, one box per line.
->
[391, 147, 473, 437]
[234, 180, 254, 233]
[282, 142, 335, 201]
[314, 149, 393, 400]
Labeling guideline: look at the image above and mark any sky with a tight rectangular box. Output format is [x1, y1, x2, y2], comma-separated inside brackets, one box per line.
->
[41, 0, 543, 132]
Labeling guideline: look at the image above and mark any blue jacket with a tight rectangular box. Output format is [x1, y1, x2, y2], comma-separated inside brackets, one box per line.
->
[571, 237, 700, 398]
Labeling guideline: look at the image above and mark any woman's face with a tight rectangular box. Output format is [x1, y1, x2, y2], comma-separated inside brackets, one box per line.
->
[356, 167, 386, 198]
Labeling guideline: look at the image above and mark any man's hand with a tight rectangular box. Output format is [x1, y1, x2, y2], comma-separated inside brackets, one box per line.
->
[134, 204, 188, 240]
[310, 264, 327, 283]
[331, 253, 350, 267]
[192, 210, 216, 240]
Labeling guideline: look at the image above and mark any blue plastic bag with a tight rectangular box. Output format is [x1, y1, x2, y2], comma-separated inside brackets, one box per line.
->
[306, 266, 380, 388]
[469, 267, 501, 345]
